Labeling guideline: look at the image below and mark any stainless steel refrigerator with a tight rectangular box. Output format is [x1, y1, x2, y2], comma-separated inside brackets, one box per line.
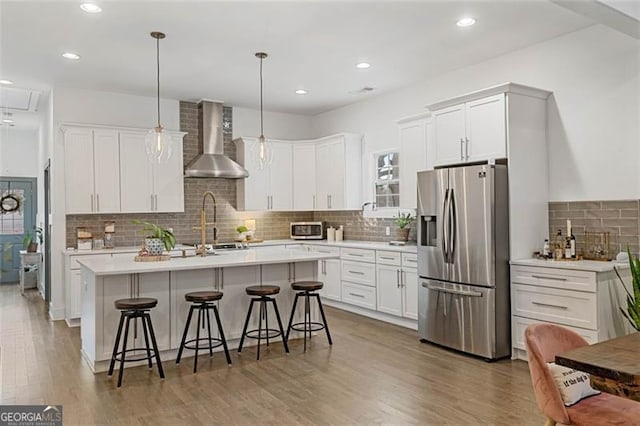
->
[417, 164, 510, 360]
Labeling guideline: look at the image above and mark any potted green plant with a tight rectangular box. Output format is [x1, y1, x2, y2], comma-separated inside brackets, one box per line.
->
[615, 248, 640, 331]
[132, 220, 176, 256]
[235, 225, 250, 241]
[23, 227, 43, 253]
[394, 211, 414, 242]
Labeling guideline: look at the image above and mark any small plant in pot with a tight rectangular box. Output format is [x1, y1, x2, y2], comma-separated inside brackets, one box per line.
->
[133, 220, 176, 256]
[615, 248, 640, 331]
[23, 227, 43, 253]
[235, 225, 252, 241]
[394, 211, 414, 242]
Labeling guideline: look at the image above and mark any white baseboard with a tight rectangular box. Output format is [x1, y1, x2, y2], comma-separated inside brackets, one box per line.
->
[49, 303, 65, 321]
[65, 317, 81, 328]
[322, 298, 418, 330]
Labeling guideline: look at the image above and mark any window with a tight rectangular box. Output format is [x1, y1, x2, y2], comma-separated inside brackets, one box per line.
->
[373, 151, 399, 208]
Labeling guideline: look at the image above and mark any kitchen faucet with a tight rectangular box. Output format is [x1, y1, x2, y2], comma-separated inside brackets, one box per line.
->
[192, 191, 217, 257]
[362, 201, 377, 212]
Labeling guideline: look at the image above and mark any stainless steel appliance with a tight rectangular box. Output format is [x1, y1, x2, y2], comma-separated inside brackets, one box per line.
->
[417, 164, 510, 360]
[290, 222, 325, 240]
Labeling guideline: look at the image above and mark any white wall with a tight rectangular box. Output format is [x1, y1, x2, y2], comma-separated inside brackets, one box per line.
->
[0, 128, 39, 177]
[232, 106, 313, 140]
[47, 87, 181, 320]
[311, 24, 640, 202]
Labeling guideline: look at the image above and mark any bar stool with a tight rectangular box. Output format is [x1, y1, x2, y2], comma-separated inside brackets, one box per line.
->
[176, 291, 232, 373]
[238, 285, 289, 360]
[285, 281, 333, 352]
[107, 297, 164, 388]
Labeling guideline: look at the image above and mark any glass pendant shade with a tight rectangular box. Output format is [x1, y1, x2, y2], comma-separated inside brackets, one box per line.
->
[255, 134, 273, 170]
[145, 126, 172, 164]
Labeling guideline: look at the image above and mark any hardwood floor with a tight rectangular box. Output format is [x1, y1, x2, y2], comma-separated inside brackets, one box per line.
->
[0, 284, 543, 425]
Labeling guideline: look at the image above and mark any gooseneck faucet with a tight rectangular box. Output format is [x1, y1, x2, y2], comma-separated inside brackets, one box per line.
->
[192, 191, 217, 257]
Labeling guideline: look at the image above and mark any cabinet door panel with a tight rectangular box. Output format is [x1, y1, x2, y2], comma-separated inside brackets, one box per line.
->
[70, 270, 82, 319]
[138, 272, 171, 351]
[293, 144, 317, 210]
[219, 266, 260, 340]
[119, 132, 154, 213]
[376, 265, 402, 316]
[465, 94, 506, 162]
[402, 267, 418, 320]
[154, 135, 184, 212]
[64, 128, 94, 214]
[268, 142, 293, 210]
[433, 104, 465, 166]
[93, 130, 121, 213]
[240, 139, 269, 211]
[399, 120, 428, 209]
[100, 276, 132, 360]
[315, 142, 332, 209]
[328, 141, 345, 209]
[319, 259, 341, 301]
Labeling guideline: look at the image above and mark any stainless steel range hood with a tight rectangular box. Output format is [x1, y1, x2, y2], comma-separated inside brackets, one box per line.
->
[184, 100, 248, 178]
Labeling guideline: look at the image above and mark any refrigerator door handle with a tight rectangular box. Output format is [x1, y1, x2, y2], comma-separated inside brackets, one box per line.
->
[449, 188, 457, 264]
[442, 188, 450, 263]
[422, 283, 483, 298]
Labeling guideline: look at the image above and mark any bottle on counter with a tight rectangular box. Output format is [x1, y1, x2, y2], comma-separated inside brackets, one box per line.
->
[567, 220, 576, 258]
[543, 239, 550, 258]
[564, 237, 572, 259]
[327, 227, 336, 241]
[554, 229, 564, 260]
[336, 225, 344, 241]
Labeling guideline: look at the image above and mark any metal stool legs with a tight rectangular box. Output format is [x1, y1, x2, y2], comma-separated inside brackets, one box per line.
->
[107, 310, 164, 387]
[238, 296, 289, 360]
[286, 291, 333, 351]
[176, 302, 232, 373]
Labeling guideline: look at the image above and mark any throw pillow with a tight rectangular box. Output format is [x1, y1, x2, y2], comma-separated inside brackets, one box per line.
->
[547, 362, 601, 406]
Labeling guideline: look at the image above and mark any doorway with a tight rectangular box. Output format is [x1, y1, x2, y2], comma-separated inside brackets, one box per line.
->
[0, 177, 37, 284]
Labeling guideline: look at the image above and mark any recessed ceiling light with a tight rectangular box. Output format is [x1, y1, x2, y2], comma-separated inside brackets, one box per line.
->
[62, 52, 81, 60]
[456, 17, 476, 27]
[356, 62, 371, 69]
[80, 3, 102, 13]
[0, 79, 13, 85]
[295, 89, 308, 95]
[2, 119, 14, 124]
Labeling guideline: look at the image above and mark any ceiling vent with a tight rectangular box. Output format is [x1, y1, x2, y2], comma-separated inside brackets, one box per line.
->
[0, 87, 41, 112]
[349, 86, 376, 95]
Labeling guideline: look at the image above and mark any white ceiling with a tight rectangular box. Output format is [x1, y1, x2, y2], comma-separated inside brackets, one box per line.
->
[1, 1, 595, 118]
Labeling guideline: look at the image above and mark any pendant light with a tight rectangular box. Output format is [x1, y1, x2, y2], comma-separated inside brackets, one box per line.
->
[255, 52, 273, 169]
[145, 31, 172, 164]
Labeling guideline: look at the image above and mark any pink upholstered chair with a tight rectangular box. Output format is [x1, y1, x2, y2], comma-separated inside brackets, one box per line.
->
[524, 323, 640, 426]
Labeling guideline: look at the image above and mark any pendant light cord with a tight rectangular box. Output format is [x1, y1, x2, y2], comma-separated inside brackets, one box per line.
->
[156, 35, 161, 128]
[259, 55, 264, 138]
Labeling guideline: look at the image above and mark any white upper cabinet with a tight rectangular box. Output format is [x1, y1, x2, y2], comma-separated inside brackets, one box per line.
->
[63, 127, 120, 214]
[235, 137, 292, 211]
[430, 92, 506, 167]
[120, 130, 185, 213]
[236, 133, 362, 212]
[397, 113, 429, 209]
[292, 144, 317, 210]
[63, 125, 185, 214]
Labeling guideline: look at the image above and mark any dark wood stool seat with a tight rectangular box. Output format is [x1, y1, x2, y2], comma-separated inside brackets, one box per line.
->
[108, 297, 164, 387]
[177, 290, 231, 373]
[245, 285, 280, 296]
[185, 291, 223, 303]
[238, 285, 289, 360]
[286, 281, 333, 352]
[114, 297, 157, 310]
[291, 281, 324, 291]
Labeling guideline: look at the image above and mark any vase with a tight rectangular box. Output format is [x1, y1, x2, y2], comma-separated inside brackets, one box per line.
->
[145, 238, 164, 256]
[27, 243, 38, 253]
[396, 228, 410, 242]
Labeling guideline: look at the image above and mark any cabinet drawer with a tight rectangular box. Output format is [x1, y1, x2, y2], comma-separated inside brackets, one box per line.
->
[341, 260, 376, 286]
[307, 245, 341, 256]
[401, 253, 418, 267]
[70, 255, 96, 270]
[376, 250, 401, 266]
[341, 247, 375, 263]
[511, 265, 596, 292]
[512, 316, 599, 351]
[342, 282, 376, 310]
[512, 284, 597, 330]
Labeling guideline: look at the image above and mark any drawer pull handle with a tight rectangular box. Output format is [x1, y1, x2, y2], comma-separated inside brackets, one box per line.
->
[348, 293, 365, 298]
[348, 253, 365, 257]
[348, 270, 365, 275]
[532, 275, 567, 281]
[532, 301, 568, 310]
[404, 258, 417, 262]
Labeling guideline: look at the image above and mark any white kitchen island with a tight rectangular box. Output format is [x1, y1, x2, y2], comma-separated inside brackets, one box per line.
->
[78, 246, 339, 373]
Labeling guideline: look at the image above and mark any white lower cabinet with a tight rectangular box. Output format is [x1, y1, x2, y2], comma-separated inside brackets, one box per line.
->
[401, 267, 418, 320]
[69, 270, 82, 319]
[342, 282, 376, 310]
[510, 263, 633, 361]
[376, 265, 402, 316]
[319, 258, 341, 301]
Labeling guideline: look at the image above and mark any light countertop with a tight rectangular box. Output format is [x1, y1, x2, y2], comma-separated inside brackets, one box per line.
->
[77, 246, 339, 276]
[510, 258, 629, 273]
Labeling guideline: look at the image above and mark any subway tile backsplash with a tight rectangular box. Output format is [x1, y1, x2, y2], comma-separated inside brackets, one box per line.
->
[548, 200, 640, 257]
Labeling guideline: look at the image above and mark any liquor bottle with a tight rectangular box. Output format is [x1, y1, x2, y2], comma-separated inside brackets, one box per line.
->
[565, 237, 572, 259]
[555, 229, 564, 258]
[567, 220, 577, 258]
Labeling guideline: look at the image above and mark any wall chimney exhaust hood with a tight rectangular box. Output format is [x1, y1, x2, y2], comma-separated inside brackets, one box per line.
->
[184, 100, 248, 178]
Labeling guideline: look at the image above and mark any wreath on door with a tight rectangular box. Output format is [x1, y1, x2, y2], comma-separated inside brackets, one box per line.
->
[0, 193, 21, 214]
